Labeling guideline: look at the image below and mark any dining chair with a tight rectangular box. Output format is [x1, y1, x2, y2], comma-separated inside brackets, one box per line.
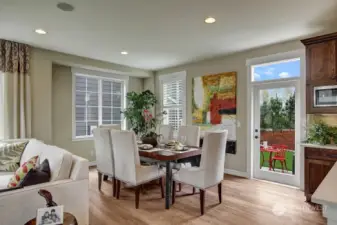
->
[159, 124, 173, 144]
[176, 125, 200, 191]
[172, 130, 228, 215]
[178, 125, 200, 147]
[111, 130, 165, 209]
[271, 144, 289, 173]
[93, 128, 116, 196]
[99, 124, 121, 181]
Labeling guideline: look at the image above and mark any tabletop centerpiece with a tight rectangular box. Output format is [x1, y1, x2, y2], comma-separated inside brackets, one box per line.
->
[122, 90, 166, 147]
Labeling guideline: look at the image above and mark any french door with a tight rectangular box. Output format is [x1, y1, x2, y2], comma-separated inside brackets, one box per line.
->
[253, 80, 300, 187]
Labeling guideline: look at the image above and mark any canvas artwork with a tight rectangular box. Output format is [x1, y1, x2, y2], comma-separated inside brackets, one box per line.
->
[192, 72, 237, 140]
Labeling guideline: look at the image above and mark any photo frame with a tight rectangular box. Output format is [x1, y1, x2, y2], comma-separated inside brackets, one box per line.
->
[36, 206, 64, 225]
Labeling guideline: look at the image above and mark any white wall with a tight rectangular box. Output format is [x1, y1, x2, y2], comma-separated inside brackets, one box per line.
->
[156, 40, 304, 173]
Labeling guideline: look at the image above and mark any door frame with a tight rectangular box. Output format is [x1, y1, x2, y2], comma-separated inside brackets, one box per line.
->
[252, 80, 300, 186]
[246, 49, 306, 188]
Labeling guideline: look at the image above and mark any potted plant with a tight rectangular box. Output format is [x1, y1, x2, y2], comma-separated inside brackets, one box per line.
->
[121, 90, 165, 147]
[307, 120, 337, 145]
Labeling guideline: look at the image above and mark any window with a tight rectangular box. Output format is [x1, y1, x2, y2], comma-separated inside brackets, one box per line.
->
[159, 72, 186, 131]
[251, 58, 301, 82]
[73, 69, 127, 139]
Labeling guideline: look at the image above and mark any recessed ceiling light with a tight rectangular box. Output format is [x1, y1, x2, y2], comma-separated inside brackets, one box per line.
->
[121, 51, 128, 55]
[57, 2, 75, 12]
[205, 17, 216, 24]
[35, 29, 47, 35]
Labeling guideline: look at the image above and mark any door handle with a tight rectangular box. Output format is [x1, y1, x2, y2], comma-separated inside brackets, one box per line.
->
[255, 136, 259, 139]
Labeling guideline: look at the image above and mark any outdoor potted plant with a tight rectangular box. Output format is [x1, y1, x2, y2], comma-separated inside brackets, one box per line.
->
[121, 90, 166, 147]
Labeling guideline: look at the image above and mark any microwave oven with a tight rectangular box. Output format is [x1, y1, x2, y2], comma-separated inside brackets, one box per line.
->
[314, 85, 337, 107]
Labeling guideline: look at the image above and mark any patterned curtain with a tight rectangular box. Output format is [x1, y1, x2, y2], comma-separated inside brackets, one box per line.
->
[0, 39, 31, 139]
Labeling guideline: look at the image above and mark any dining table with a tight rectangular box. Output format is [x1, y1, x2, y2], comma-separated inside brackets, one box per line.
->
[138, 146, 202, 209]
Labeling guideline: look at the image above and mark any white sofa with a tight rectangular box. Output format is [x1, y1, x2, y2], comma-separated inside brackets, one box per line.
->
[0, 139, 89, 225]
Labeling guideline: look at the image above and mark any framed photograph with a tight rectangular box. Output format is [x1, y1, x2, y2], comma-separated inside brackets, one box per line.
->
[36, 206, 64, 225]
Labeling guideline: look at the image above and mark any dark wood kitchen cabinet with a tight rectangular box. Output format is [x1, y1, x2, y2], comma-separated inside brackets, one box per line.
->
[301, 32, 337, 113]
[305, 147, 337, 202]
[306, 40, 337, 84]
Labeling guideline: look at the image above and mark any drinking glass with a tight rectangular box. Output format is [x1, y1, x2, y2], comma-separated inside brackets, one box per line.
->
[157, 135, 165, 148]
[179, 136, 187, 146]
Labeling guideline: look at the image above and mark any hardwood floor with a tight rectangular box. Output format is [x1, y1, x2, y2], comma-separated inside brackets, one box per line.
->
[89, 169, 325, 225]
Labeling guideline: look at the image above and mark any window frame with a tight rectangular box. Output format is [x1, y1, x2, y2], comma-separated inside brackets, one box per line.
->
[159, 71, 187, 132]
[72, 68, 128, 141]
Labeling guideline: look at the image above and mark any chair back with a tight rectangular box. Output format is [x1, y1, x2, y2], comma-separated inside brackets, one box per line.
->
[159, 125, 173, 143]
[272, 144, 287, 158]
[110, 130, 140, 184]
[200, 130, 228, 185]
[93, 128, 114, 176]
[99, 124, 121, 130]
[178, 125, 200, 147]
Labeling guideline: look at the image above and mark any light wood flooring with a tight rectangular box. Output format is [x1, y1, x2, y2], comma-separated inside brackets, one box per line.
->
[89, 169, 325, 225]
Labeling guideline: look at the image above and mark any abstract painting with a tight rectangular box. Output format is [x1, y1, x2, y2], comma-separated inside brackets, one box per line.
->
[192, 72, 237, 140]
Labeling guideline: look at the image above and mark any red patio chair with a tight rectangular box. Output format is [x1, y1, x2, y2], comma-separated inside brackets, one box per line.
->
[271, 144, 288, 173]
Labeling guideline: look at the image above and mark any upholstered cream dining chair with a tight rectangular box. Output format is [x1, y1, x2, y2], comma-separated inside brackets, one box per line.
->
[111, 130, 165, 209]
[158, 124, 174, 144]
[176, 125, 201, 191]
[93, 126, 120, 197]
[172, 130, 228, 215]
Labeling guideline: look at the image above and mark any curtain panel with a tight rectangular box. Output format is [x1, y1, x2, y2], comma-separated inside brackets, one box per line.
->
[0, 39, 31, 139]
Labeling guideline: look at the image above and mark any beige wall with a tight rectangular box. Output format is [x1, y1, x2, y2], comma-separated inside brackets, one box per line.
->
[30, 48, 150, 161]
[156, 40, 304, 173]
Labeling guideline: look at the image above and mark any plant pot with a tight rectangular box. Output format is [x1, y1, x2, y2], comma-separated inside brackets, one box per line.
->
[142, 136, 157, 147]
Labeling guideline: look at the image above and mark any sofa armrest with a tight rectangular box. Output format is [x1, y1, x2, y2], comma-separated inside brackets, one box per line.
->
[70, 155, 89, 181]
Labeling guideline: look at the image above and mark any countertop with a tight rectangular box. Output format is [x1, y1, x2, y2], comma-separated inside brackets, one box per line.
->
[312, 161, 337, 206]
[300, 143, 337, 150]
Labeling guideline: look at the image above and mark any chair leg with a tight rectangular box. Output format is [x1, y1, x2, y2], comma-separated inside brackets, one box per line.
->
[284, 160, 289, 173]
[172, 181, 176, 204]
[200, 189, 205, 215]
[218, 183, 222, 203]
[192, 187, 196, 194]
[135, 186, 140, 209]
[281, 161, 284, 173]
[159, 177, 164, 198]
[272, 160, 276, 171]
[116, 180, 121, 199]
[178, 183, 182, 192]
[113, 177, 116, 197]
[98, 171, 102, 191]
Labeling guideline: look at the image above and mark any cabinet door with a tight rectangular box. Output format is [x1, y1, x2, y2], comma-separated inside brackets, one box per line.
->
[305, 158, 334, 199]
[307, 40, 337, 84]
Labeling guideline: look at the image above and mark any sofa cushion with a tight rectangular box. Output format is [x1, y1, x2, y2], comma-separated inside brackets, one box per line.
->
[0, 174, 12, 189]
[39, 145, 73, 181]
[0, 141, 28, 172]
[8, 156, 39, 188]
[21, 159, 51, 187]
[20, 139, 45, 166]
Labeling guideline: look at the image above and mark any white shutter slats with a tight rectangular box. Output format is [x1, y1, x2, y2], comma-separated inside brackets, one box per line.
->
[161, 75, 185, 131]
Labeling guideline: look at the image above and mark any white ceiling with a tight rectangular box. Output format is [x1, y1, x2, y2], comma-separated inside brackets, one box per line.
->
[1, 0, 337, 70]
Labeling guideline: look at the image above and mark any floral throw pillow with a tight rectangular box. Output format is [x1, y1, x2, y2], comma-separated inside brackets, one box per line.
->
[7, 155, 39, 188]
[0, 141, 28, 172]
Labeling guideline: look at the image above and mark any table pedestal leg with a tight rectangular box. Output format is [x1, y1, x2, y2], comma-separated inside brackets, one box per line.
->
[165, 161, 172, 209]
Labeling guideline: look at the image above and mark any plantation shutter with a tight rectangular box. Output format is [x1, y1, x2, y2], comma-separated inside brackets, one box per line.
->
[162, 79, 185, 131]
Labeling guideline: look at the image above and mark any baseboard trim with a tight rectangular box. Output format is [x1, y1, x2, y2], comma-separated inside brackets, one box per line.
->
[88, 161, 97, 167]
[224, 169, 249, 178]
